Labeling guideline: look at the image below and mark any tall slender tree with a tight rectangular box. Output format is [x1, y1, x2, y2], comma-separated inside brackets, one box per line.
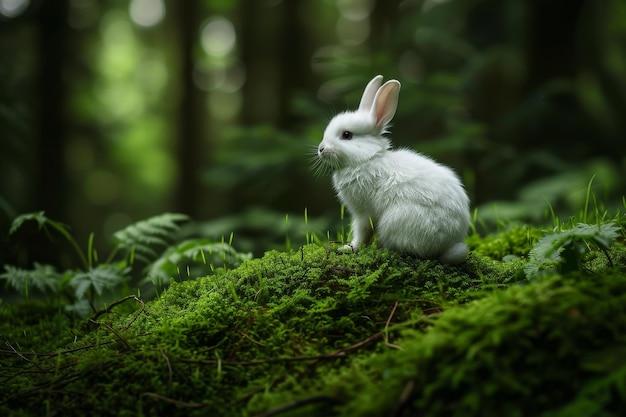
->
[174, 0, 203, 217]
[36, 0, 69, 221]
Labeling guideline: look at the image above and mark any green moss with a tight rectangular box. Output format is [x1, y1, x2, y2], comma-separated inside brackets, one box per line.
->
[317, 272, 626, 417]
[467, 224, 543, 260]
[2, 228, 625, 417]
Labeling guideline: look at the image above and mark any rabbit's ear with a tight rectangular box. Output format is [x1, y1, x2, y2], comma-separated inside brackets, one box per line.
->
[358, 75, 384, 112]
[372, 80, 400, 130]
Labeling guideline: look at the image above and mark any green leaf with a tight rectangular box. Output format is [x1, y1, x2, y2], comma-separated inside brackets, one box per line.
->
[68, 264, 130, 300]
[9, 211, 46, 234]
[8, 211, 88, 269]
[0, 263, 62, 294]
[143, 239, 252, 286]
[64, 299, 92, 317]
[525, 222, 620, 279]
[113, 213, 190, 263]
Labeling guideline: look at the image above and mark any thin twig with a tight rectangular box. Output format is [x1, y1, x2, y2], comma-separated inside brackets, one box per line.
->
[89, 295, 148, 330]
[229, 329, 387, 409]
[4, 340, 42, 369]
[0, 342, 113, 358]
[180, 352, 347, 367]
[384, 301, 402, 350]
[331, 332, 383, 356]
[253, 395, 333, 417]
[89, 319, 132, 351]
[237, 330, 267, 347]
[158, 348, 173, 389]
[392, 380, 415, 417]
[5, 373, 83, 402]
[329, 266, 358, 275]
[141, 392, 206, 408]
[124, 297, 149, 330]
[327, 302, 404, 356]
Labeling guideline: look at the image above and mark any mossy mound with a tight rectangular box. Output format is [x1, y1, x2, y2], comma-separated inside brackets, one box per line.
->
[320, 272, 626, 417]
[1, 228, 625, 416]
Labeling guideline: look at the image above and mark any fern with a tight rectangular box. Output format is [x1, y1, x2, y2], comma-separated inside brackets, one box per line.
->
[5, 212, 187, 310]
[10, 211, 88, 269]
[112, 213, 189, 263]
[143, 239, 252, 286]
[68, 264, 131, 301]
[524, 222, 620, 279]
[0, 263, 62, 295]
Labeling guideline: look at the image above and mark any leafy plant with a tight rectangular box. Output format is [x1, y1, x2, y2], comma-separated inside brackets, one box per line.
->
[1, 211, 249, 316]
[143, 239, 252, 288]
[9, 211, 90, 269]
[524, 222, 621, 279]
[112, 212, 190, 264]
[0, 263, 61, 298]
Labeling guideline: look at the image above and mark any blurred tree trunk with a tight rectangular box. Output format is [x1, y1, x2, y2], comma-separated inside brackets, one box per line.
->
[36, 0, 69, 221]
[174, 0, 202, 217]
[370, 0, 401, 50]
[580, 0, 626, 148]
[524, 0, 581, 89]
[521, 0, 590, 156]
[239, 0, 315, 128]
[239, 1, 282, 126]
[277, 0, 318, 128]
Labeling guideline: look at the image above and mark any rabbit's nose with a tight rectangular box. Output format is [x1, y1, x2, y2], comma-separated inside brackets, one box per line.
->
[318, 145, 325, 156]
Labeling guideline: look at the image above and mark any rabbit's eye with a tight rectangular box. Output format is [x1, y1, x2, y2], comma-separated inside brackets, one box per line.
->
[341, 131, 353, 140]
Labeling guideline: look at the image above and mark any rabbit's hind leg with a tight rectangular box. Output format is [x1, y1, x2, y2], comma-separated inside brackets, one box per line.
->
[375, 206, 436, 257]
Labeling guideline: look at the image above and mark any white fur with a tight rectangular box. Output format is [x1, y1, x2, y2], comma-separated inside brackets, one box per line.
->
[317, 75, 470, 264]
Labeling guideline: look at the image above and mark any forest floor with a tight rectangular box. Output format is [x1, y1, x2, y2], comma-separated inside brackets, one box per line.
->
[1, 221, 626, 417]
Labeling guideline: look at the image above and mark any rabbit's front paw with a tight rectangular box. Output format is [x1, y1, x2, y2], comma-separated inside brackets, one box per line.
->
[338, 243, 357, 253]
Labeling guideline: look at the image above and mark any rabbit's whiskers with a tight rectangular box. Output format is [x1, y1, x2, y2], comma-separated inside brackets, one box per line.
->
[308, 146, 338, 177]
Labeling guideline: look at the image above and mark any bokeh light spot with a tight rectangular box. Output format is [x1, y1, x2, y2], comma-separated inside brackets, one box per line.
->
[129, 0, 165, 28]
[0, 0, 29, 18]
[337, 0, 373, 21]
[201, 17, 236, 58]
[336, 17, 370, 46]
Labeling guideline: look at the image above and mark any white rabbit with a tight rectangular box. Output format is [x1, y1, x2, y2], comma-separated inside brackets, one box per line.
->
[317, 75, 470, 264]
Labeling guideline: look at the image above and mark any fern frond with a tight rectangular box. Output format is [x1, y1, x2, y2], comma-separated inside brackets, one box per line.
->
[113, 213, 190, 263]
[9, 211, 88, 269]
[68, 264, 131, 300]
[9, 211, 49, 234]
[0, 263, 61, 294]
[143, 239, 252, 286]
[525, 222, 620, 279]
[64, 299, 92, 317]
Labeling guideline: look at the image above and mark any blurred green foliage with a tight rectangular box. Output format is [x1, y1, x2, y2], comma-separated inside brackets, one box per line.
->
[1, 211, 249, 314]
[0, 0, 625, 263]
